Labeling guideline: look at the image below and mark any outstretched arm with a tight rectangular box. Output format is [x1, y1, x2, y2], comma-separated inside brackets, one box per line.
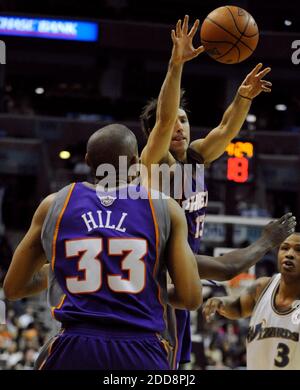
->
[196, 213, 296, 281]
[141, 15, 204, 169]
[3, 194, 55, 300]
[203, 277, 270, 321]
[190, 63, 272, 163]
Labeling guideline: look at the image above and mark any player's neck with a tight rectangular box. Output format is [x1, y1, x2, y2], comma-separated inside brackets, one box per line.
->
[94, 176, 129, 188]
[278, 278, 300, 301]
[173, 150, 187, 162]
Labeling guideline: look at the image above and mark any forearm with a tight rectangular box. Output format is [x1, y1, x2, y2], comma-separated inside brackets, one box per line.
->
[218, 236, 271, 278]
[167, 283, 202, 311]
[218, 296, 243, 320]
[195, 236, 270, 281]
[6, 264, 49, 300]
[141, 61, 183, 166]
[167, 285, 187, 309]
[25, 264, 49, 296]
[219, 92, 252, 138]
[156, 61, 183, 127]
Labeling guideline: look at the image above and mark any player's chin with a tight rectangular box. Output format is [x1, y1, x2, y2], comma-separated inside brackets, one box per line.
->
[170, 140, 188, 155]
[280, 263, 299, 276]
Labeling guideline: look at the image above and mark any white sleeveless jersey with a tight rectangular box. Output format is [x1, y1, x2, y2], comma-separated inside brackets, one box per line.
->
[247, 274, 300, 370]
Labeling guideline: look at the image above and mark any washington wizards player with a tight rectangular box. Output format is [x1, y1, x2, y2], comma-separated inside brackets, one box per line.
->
[140, 15, 272, 366]
[203, 232, 300, 370]
[4, 124, 202, 370]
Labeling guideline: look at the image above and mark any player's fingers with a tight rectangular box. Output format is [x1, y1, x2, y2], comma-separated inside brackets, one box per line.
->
[288, 223, 297, 233]
[188, 19, 200, 37]
[171, 30, 176, 43]
[278, 212, 293, 224]
[261, 81, 272, 87]
[203, 299, 218, 321]
[204, 307, 215, 322]
[286, 225, 297, 235]
[202, 299, 213, 317]
[256, 67, 272, 79]
[243, 73, 252, 84]
[194, 45, 205, 55]
[176, 19, 181, 36]
[249, 63, 263, 77]
[287, 218, 297, 229]
[182, 14, 189, 35]
[289, 227, 296, 234]
[262, 86, 272, 92]
[287, 216, 297, 224]
[207, 302, 220, 321]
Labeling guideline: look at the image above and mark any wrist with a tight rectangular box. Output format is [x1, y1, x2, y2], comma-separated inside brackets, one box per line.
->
[238, 92, 253, 101]
[169, 57, 184, 68]
[257, 236, 273, 252]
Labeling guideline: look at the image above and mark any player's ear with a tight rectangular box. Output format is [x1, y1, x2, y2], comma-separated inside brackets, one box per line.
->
[85, 153, 91, 167]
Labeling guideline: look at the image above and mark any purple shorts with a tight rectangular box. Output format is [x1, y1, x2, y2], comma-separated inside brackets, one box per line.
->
[175, 310, 191, 365]
[36, 323, 171, 370]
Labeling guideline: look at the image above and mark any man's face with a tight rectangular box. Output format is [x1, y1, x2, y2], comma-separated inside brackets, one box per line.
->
[169, 108, 190, 157]
[278, 233, 300, 278]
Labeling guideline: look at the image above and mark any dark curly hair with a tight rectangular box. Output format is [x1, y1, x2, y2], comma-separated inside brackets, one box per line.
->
[140, 89, 189, 139]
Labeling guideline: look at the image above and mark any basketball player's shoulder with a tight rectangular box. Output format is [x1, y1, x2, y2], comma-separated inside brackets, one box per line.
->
[41, 193, 57, 209]
[247, 276, 272, 301]
[34, 193, 57, 223]
[256, 276, 272, 291]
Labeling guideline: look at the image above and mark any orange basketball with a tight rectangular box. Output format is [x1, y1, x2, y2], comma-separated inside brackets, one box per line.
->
[200, 6, 259, 64]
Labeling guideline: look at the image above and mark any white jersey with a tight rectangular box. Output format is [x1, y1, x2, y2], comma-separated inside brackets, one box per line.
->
[247, 273, 300, 370]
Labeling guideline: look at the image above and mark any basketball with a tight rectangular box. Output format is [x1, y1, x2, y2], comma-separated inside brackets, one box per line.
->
[200, 6, 259, 64]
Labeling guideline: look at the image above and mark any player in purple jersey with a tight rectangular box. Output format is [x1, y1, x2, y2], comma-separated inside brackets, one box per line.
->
[140, 15, 273, 367]
[3, 124, 202, 370]
[3, 125, 295, 371]
[141, 16, 272, 250]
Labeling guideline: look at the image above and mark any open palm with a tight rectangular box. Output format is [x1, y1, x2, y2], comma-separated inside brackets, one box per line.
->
[171, 15, 204, 65]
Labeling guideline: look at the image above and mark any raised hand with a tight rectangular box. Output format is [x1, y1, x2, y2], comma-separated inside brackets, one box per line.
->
[171, 15, 204, 65]
[262, 213, 297, 248]
[238, 63, 272, 100]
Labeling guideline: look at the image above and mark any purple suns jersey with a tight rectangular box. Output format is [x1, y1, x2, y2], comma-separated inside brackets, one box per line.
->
[178, 147, 208, 255]
[41, 183, 171, 336]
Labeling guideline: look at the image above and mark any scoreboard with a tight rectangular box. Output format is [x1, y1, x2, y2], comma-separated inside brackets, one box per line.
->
[209, 140, 255, 183]
[226, 141, 254, 183]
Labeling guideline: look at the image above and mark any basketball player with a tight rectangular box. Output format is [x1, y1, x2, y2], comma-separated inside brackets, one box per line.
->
[3, 124, 202, 370]
[203, 232, 300, 370]
[140, 15, 272, 367]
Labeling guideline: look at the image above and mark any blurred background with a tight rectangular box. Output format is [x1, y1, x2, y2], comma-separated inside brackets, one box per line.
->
[0, 0, 300, 370]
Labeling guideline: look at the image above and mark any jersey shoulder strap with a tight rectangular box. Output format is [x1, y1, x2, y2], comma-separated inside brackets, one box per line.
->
[41, 183, 75, 262]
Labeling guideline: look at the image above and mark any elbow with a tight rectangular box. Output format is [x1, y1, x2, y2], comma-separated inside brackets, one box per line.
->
[3, 291, 20, 301]
[185, 299, 202, 311]
[184, 291, 203, 311]
[3, 280, 23, 301]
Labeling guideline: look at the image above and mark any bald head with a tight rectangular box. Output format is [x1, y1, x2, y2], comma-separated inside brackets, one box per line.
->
[86, 124, 138, 175]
